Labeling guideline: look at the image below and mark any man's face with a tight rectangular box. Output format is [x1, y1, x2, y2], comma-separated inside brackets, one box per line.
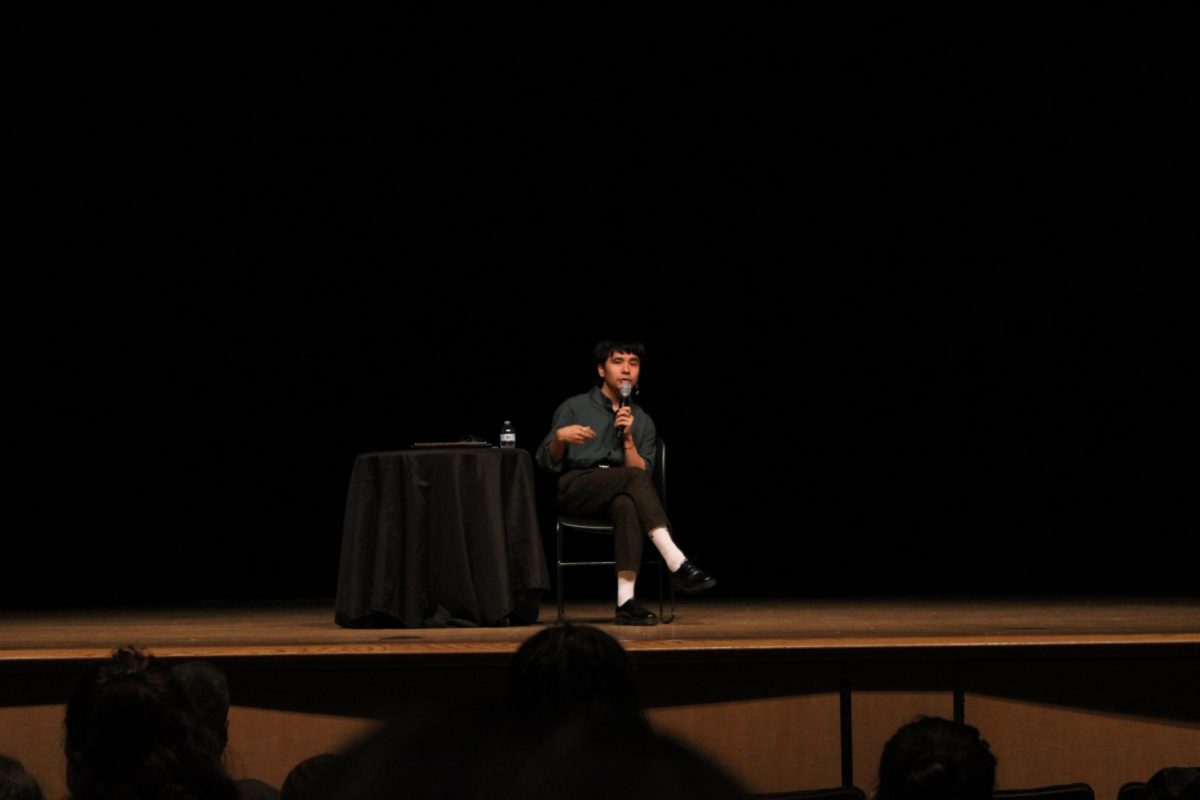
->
[597, 350, 641, 398]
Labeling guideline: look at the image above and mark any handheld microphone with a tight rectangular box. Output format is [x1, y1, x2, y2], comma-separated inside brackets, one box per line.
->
[615, 381, 632, 440]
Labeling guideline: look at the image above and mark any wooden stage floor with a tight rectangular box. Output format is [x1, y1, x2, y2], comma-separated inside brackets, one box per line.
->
[4, 596, 1200, 661]
[4, 597, 1199, 799]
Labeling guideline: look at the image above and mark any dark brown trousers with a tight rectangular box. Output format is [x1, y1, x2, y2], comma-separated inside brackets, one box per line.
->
[558, 467, 670, 573]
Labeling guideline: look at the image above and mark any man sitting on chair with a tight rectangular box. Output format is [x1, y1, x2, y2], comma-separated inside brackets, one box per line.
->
[535, 339, 716, 626]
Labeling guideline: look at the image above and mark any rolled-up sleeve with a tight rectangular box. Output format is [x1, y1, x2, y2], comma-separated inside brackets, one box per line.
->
[635, 414, 657, 475]
[535, 399, 574, 473]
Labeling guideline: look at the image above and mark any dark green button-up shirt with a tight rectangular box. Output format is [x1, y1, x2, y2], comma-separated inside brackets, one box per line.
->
[535, 385, 657, 475]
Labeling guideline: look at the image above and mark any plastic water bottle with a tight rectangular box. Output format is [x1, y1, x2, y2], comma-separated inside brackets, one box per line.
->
[499, 420, 516, 448]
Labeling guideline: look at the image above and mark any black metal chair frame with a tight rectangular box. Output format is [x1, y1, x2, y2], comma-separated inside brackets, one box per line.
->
[555, 438, 676, 624]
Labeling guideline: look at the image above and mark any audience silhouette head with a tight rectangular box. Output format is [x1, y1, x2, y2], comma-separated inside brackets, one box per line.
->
[877, 716, 996, 800]
[0, 754, 45, 800]
[170, 660, 231, 753]
[509, 623, 644, 727]
[64, 646, 237, 800]
[279, 754, 346, 800]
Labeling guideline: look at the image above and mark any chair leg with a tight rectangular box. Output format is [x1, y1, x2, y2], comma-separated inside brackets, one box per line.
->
[658, 552, 676, 624]
[657, 552, 665, 621]
[556, 522, 565, 624]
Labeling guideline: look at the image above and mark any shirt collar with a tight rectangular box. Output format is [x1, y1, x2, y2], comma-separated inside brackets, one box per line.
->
[589, 384, 617, 411]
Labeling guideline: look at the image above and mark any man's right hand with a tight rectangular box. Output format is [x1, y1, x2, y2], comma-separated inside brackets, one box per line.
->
[556, 425, 597, 445]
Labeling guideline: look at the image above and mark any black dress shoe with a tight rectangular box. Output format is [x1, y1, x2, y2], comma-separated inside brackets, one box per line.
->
[669, 560, 716, 594]
[615, 599, 659, 626]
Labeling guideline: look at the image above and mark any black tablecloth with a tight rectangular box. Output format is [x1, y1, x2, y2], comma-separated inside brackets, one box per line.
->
[334, 447, 549, 628]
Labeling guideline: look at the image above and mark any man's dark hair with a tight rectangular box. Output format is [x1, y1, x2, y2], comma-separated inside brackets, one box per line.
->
[877, 716, 996, 800]
[594, 339, 645, 367]
[64, 646, 237, 800]
[509, 624, 644, 728]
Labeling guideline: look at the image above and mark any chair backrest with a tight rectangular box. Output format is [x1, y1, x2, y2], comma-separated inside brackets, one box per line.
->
[754, 786, 867, 800]
[995, 783, 1096, 800]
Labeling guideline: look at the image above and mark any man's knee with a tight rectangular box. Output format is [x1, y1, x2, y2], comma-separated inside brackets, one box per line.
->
[617, 467, 654, 489]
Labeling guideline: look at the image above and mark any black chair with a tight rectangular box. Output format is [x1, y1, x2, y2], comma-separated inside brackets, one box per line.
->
[754, 786, 867, 800]
[994, 784, 1096, 800]
[555, 438, 675, 624]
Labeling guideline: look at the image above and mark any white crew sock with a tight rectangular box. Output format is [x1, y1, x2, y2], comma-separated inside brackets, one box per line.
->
[647, 526, 687, 572]
[617, 571, 638, 606]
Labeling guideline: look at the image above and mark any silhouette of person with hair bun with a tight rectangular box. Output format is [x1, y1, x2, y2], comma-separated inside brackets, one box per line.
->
[64, 646, 238, 800]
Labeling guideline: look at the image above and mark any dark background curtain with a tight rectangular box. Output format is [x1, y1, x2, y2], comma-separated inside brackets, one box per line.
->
[7, 8, 1194, 605]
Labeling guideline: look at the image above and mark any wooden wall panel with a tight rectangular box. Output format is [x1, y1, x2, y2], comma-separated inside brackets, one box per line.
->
[965, 656, 1200, 800]
[0, 704, 68, 800]
[224, 707, 382, 789]
[968, 695, 1200, 800]
[649, 693, 842, 794]
[638, 655, 844, 793]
